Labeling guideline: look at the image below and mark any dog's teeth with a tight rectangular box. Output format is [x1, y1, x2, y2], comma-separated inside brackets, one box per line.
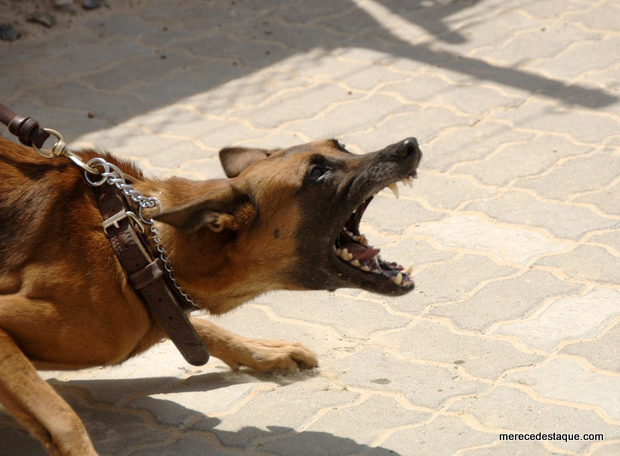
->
[361, 265, 371, 272]
[340, 248, 353, 261]
[401, 177, 412, 188]
[393, 272, 403, 285]
[387, 183, 399, 199]
[359, 234, 368, 246]
[350, 259, 361, 267]
[404, 263, 413, 275]
[407, 176, 415, 186]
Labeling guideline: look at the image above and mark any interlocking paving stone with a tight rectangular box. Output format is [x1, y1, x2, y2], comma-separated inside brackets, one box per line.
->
[255, 291, 410, 339]
[233, 83, 365, 129]
[346, 104, 475, 149]
[565, 1, 620, 32]
[424, 120, 537, 172]
[302, 395, 430, 445]
[492, 99, 620, 144]
[429, 268, 583, 333]
[514, 151, 620, 201]
[591, 442, 620, 456]
[574, 182, 620, 217]
[505, 358, 620, 420]
[464, 191, 617, 240]
[453, 136, 591, 187]
[475, 22, 602, 67]
[559, 321, 620, 373]
[493, 287, 620, 352]
[412, 214, 572, 266]
[407, 254, 516, 306]
[528, 35, 620, 80]
[535, 245, 620, 284]
[190, 376, 359, 450]
[407, 172, 496, 211]
[374, 415, 497, 456]
[375, 320, 544, 380]
[284, 92, 430, 139]
[383, 76, 523, 115]
[290, 53, 408, 91]
[324, 347, 488, 410]
[363, 193, 446, 233]
[447, 386, 620, 453]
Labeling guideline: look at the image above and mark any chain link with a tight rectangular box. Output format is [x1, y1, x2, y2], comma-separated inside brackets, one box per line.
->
[85, 157, 197, 308]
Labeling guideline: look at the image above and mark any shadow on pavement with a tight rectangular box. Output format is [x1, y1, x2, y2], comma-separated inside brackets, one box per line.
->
[0, 372, 401, 455]
[1, 0, 615, 142]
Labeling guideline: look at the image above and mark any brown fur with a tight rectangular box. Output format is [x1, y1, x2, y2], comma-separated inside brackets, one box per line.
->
[0, 135, 421, 455]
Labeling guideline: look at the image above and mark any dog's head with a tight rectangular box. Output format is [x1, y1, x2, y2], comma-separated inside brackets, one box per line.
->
[155, 138, 422, 299]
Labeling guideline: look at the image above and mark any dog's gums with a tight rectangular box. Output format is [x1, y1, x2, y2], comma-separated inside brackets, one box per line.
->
[333, 172, 417, 289]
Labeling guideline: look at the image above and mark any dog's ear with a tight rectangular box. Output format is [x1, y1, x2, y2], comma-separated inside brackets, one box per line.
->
[219, 147, 278, 178]
[154, 187, 256, 234]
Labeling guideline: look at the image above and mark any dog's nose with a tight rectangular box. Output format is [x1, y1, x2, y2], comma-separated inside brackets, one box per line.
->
[394, 137, 421, 160]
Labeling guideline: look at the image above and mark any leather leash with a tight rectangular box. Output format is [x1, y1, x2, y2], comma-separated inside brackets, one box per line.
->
[0, 102, 49, 148]
[0, 102, 210, 366]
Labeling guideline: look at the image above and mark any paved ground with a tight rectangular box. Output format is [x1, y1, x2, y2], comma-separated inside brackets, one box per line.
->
[1, 0, 620, 454]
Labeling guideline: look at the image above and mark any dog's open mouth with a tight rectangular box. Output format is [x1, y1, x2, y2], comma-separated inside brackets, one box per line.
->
[333, 174, 416, 291]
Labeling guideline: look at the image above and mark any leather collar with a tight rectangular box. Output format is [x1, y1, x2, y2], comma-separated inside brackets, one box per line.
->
[92, 182, 210, 366]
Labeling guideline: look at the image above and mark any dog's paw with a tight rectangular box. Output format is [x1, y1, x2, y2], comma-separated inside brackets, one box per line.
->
[226, 338, 318, 372]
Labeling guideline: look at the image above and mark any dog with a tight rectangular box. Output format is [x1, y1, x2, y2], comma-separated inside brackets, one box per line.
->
[0, 135, 421, 455]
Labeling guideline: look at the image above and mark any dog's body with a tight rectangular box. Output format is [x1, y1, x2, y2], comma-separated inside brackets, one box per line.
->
[0, 135, 421, 455]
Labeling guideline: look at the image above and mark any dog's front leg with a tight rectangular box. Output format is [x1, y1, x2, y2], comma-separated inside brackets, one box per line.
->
[0, 328, 97, 456]
[189, 317, 318, 372]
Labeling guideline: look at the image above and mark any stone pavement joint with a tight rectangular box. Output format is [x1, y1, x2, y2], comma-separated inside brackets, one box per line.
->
[1, 0, 620, 455]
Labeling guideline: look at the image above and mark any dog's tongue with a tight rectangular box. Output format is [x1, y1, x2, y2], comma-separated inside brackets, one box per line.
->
[343, 243, 380, 261]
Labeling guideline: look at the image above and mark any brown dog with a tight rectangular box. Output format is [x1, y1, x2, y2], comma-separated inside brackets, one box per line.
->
[0, 135, 421, 455]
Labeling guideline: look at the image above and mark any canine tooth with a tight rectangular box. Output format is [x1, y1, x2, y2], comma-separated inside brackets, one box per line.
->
[404, 263, 413, 275]
[393, 272, 403, 285]
[387, 183, 399, 199]
[359, 234, 368, 246]
[351, 259, 361, 267]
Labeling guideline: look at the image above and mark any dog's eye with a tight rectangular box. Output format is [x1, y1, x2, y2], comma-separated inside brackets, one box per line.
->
[308, 166, 328, 181]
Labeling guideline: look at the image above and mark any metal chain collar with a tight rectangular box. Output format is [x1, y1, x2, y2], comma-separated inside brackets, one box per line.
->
[84, 157, 198, 308]
[22, 126, 197, 308]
